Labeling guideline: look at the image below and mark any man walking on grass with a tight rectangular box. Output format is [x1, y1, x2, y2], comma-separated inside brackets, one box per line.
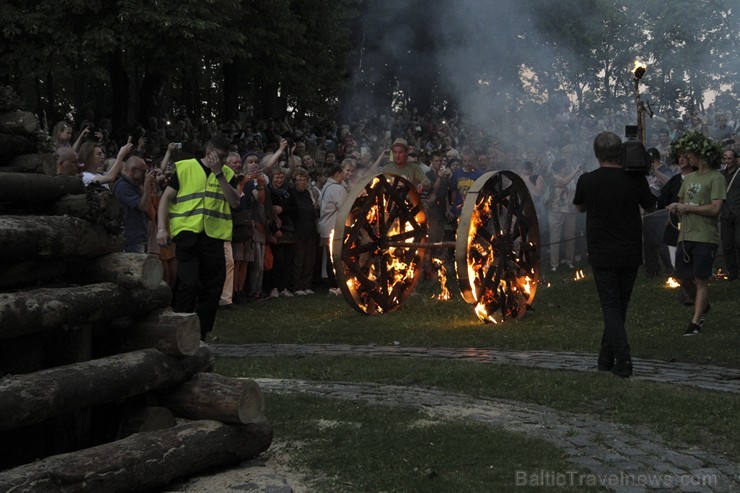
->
[667, 131, 726, 336]
[573, 132, 655, 378]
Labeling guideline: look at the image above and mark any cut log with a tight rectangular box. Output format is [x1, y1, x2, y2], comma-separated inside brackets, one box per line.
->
[0, 173, 84, 203]
[0, 346, 214, 431]
[9, 153, 56, 175]
[0, 111, 39, 134]
[0, 260, 67, 290]
[85, 253, 163, 290]
[0, 133, 36, 155]
[0, 281, 172, 340]
[158, 373, 266, 425]
[0, 419, 273, 493]
[116, 406, 177, 439]
[119, 309, 201, 356]
[0, 215, 123, 262]
[52, 192, 120, 222]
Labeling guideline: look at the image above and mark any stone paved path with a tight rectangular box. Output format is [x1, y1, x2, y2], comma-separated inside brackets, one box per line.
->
[212, 344, 740, 394]
[252, 378, 738, 493]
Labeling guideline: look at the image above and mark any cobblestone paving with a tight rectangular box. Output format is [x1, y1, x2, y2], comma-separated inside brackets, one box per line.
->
[212, 344, 740, 394]
[208, 344, 739, 491]
[254, 378, 738, 493]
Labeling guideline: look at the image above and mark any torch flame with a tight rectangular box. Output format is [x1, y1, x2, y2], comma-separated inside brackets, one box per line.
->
[665, 277, 680, 288]
[632, 59, 647, 79]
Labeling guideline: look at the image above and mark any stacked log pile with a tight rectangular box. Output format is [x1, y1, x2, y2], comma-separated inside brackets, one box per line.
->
[0, 107, 272, 492]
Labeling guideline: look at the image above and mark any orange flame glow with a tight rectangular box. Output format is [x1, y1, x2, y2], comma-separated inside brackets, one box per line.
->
[574, 269, 585, 281]
[665, 277, 680, 288]
[432, 258, 451, 300]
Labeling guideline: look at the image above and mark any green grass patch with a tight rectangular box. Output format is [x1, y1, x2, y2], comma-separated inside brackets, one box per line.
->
[266, 393, 604, 492]
[217, 356, 740, 460]
[216, 269, 739, 367]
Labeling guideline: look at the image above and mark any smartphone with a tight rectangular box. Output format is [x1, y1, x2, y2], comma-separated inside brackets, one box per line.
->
[174, 142, 182, 149]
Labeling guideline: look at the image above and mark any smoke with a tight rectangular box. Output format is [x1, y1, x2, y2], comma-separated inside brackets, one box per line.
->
[343, 0, 737, 157]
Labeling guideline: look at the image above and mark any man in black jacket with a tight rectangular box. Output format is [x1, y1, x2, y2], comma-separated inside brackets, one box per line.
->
[573, 132, 656, 378]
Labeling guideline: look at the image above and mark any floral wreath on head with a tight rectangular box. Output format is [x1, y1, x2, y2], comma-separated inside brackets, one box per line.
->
[670, 130, 723, 167]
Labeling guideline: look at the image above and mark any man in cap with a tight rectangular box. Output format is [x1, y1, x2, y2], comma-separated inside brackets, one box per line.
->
[382, 137, 430, 192]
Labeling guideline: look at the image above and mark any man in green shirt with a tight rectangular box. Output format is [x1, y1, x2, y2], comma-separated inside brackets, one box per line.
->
[382, 138, 431, 192]
[667, 132, 726, 336]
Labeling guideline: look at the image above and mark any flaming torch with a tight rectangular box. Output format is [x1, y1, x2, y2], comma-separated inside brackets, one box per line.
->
[631, 59, 652, 144]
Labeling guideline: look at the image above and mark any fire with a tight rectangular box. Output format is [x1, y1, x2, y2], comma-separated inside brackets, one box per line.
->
[432, 258, 451, 300]
[665, 277, 680, 288]
[574, 269, 585, 281]
[632, 59, 647, 79]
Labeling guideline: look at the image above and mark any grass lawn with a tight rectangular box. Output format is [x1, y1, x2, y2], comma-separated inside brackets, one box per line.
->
[213, 266, 738, 492]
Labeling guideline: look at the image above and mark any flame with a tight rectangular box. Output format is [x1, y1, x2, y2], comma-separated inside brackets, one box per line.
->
[432, 258, 451, 300]
[574, 269, 585, 281]
[665, 277, 680, 288]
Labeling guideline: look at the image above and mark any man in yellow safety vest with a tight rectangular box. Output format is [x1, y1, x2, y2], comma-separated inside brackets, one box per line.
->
[157, 136, 241, 340]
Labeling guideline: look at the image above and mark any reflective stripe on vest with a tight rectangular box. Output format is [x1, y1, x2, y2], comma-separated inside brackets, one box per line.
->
[169, 159, 234, 240]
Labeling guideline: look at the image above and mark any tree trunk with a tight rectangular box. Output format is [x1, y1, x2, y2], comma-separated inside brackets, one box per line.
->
[0, 346, 214, 431]
[0, 111, 39, 134]
[8, 153, 56, 175]
[116, 309, 201, 356]
[0, 215, 123, 262]
[158, 373, 266, 425]
[0, 174, 85, 203]
[108, 48, 131, 131]
[0, 281, 172, 340]
[222, 61, 240, 122]
[138, 70, 165, 125]
[0, 419, 272, 493]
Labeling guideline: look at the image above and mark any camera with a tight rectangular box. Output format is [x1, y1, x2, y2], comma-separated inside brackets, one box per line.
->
[174, 142, 182, 149]
[620, 126, 650, 174]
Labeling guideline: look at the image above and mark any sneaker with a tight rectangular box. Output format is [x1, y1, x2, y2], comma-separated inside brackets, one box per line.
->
[683, 322, 701, 336]
[699, 303, 710, 326]
[280, 289, 294, 297]
[294, 290, 308, 296]
[270, 288, 280, 298]
[328, 287, 342, 296]
[304, 289, 315, 294]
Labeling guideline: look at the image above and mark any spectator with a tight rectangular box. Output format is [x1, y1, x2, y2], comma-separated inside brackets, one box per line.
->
[318, 164, 349, 295]
[79, 140, 133, 188]
[156, 136, 241, 341]
[547, 157, 581, 271]
[54, 147, 81, 177]
[266, 168, 296, 297]
[643, 148, 676, 276]
[573, 131, 655, 378]
[286, 168, 319, 295]
[450, 149, 482, 218]
[720, 149, 739, 280]
[219, 152, 243, 309]
[52, 121, 88, 152]
[113, 156, 155, 253]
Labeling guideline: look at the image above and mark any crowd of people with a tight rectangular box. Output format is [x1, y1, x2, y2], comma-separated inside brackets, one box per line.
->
[50, 102, 740, 343]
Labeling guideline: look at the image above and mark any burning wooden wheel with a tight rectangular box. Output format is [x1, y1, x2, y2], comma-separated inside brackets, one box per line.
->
[332, 173, 427, 314]
[455, 171, 540, 323]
